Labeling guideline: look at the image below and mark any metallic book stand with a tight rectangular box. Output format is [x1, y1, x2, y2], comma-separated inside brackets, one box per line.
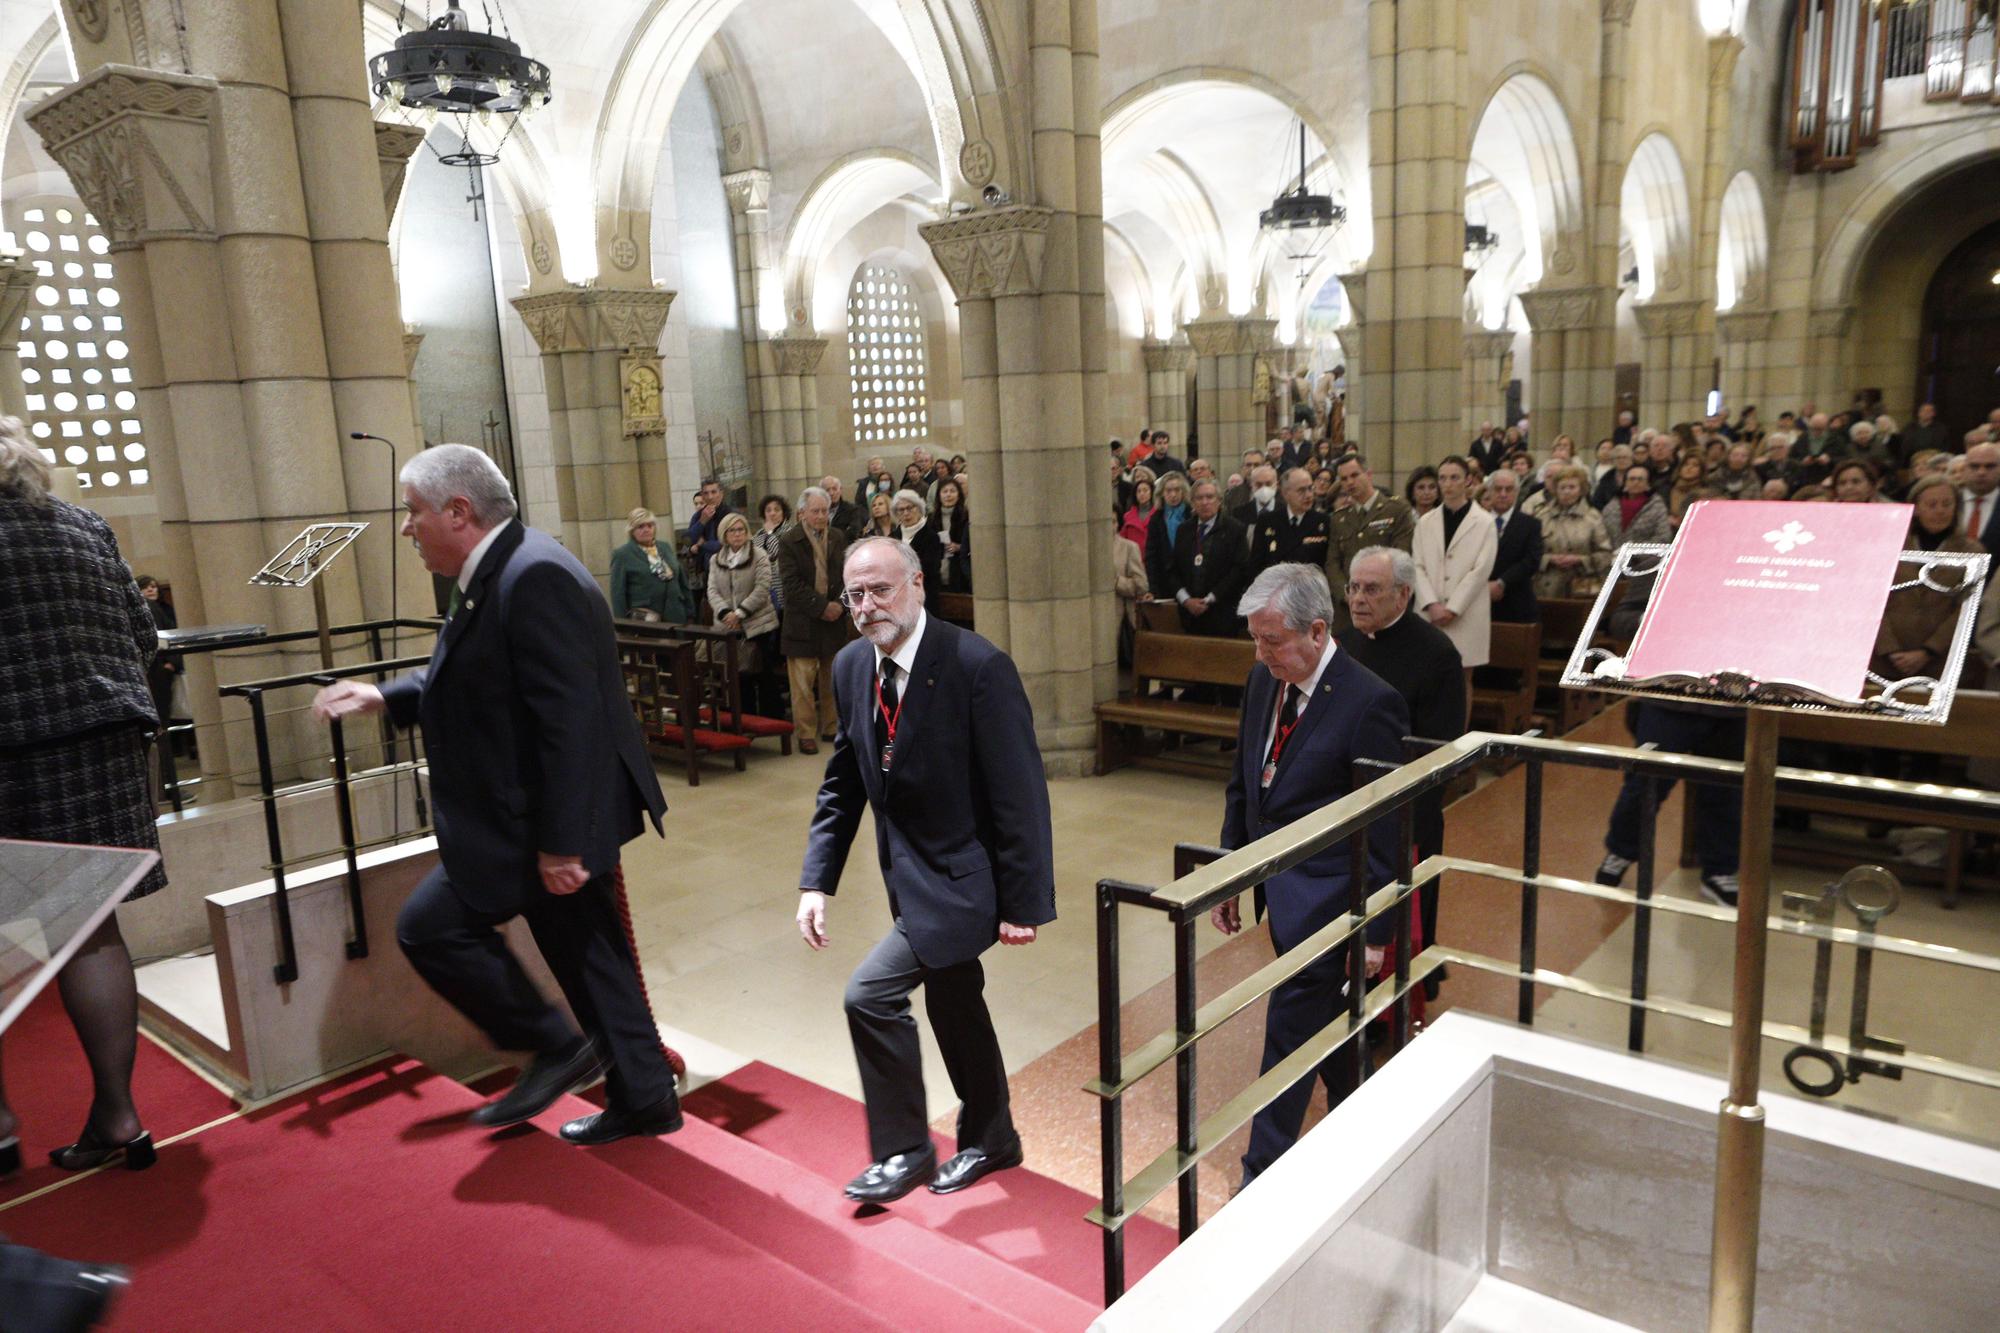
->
[1557, 540, 1991, 1331]
[249, 522, 369, 674]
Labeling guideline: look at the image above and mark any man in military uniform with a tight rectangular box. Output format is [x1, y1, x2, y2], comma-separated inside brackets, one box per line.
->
[1249, 467, 1330, 578]
[1326, 453, 1414, 626]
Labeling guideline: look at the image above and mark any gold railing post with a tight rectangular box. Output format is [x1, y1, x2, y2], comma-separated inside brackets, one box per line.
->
[1708, 704, 1778, 1330]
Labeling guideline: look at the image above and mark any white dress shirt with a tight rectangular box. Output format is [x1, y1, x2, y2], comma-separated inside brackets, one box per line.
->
[457, 518, 514, 593]
[873, 608, 929, 694]
[1260, 636, 1339, 770]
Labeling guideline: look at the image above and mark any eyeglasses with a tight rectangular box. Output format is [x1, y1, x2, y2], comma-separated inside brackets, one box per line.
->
[1344, 581, 1393, 597]
[838, 575, 914, 609]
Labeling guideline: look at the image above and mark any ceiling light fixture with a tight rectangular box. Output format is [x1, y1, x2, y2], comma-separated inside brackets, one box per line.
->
[1260, 119, 1345, 291]
[370, 0, 551, 168]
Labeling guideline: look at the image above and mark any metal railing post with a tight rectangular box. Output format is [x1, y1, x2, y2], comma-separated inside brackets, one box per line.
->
[1630, 774, 1659, 1052]
[1347, 820, 1369, 1087]
[245, 689, 297, 984]
[323, 700, 369, 960]
[1096, 880, 1127, 1304]
[1397, 796, 1417, 1041]
[1173, 915, 1199, 1241]
[1519, 758, 1544, 1024]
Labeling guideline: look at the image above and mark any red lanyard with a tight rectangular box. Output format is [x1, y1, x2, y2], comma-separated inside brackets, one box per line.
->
[874, 669, 906, 745]
[1268, 685, 1301, 766]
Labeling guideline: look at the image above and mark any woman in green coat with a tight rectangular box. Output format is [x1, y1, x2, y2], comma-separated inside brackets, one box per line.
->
[610, 507, 692, 623]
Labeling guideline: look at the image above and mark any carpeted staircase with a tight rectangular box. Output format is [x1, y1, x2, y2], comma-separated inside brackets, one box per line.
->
[0, 1029, 1173, 1331]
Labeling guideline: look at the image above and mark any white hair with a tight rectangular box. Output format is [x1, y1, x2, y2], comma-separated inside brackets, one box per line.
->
[845, 534, 921, 576]
[1351, 545, 1417, 592]
[0, 415, 52, 504]
[797, 485, 830, 511]
[400, 443, 517, 526]
[1237, 562, 1335, 631]
[891, 488, 928, 516]
[1848, 421, 1876, 441]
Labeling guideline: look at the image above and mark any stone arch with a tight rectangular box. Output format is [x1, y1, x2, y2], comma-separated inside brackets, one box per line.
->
[1465, 71, 1588, 285]
[781, 150, 940, 334]
[1620, 130, 1695, 300]
[0, 14, 67, 211]
[1812, 122, 2000, 311]
[593, 0, 1005, 280]
[1715, 171, 1768, 310]
[696, 31, 769, 176]
[1101, 223, 1156, 340]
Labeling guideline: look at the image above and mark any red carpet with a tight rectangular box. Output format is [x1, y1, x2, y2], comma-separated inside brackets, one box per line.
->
[1, 1060, 902, 1333]
[1, 988, 237, 1205]
[681, 1060, 1178, 1303]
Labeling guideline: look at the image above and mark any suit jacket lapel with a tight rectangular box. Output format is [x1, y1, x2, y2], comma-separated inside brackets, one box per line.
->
[431, 521, 523, 683]
[1266, 652, 1343, 802]
[883, 621, 947, 788]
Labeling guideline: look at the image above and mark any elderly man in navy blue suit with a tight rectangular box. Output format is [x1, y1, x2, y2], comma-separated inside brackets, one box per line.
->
[1210, 563, 1408, 1187]
[312, 445, 678, 1146]
[796, 536, 1056, 1204]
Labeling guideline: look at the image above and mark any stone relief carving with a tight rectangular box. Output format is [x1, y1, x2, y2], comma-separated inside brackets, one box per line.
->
[769, 337, 827, 377]
[1715, 309, 1774, 344]
[30, 70, 218, 247]
[66, 0, 109, 42]
[531, 238, 553, 275]
[958, 139, 995, 188]
[1183, 318, 1278, 359]
[1518, 286, 1600, 332]
[919, 206, 1052, 300]
[1140, 340, 1194, 375]
[620, 358, 665, 437]
[722, 169, 772, 216]
[1631, 300, 1701, 337]
[512, 288, 675, 354]
[374, 122, 426, 219]
[609, 236, 640, 272]
[1808, 307, 1856, 339]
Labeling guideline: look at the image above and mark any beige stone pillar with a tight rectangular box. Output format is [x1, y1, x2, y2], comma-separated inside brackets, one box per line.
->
[723, 169, 782, 493]
[1139, 337, 1192, 448]
[1716, 308, 1774, 414]
[1633, 299, 1709, 427]
[1184, 315, 1277, 461]
[1461, 327, 1516, 437]
[1337, 269, 1367, 451]
[0, 252, 34, 418]
[754, 336, 827, 506]
[1685, 33, 1743, 420]
[1520, 286, 1612, 450]
[1564, 0, 1637, 442]
[1804, 306, 1857, 409]
[1363, 0, 1467, 478]
[510, 287, 676, 579]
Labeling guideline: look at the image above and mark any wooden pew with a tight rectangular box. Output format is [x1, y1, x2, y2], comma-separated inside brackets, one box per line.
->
[667, 621, 795, 756]
[933, 591, 975, 630]
[1094, 631, 1256, 775]
[1535, 596, 1630, 734]
[1470, 621, 1541, 736]
[616, 633, 709, 787]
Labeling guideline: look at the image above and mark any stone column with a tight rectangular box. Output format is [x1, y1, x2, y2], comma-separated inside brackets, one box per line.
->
[400, 325, 425, 443]
[1633, 299, 1708, 427]
[722, 168, 783, 493]
[1461, 327, 1516, 437]
[1715, 308, 1774, 416]
[1567, 0, 1637, 440]
[1804, 306, 1856, 408]
[1336, 269, 1367, 450]
[0, 252, 34, 418]
[1363, 0, 1467, 478]
[1685, 33, 1743, 418]
[1184, 315, 1277, 461]
[510, 286, 676, 579]
[1520, 286, 1612, 450]
[754, 336, 827, 505]
[1139, 337, 1192, 446]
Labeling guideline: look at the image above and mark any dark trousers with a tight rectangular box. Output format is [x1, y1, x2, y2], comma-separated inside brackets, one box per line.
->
[396, 864, 674, 1110]
[843, 920, 1016, 1162]
[1243, 929, 1358, 1184]
[1605, 704, 1745, 876]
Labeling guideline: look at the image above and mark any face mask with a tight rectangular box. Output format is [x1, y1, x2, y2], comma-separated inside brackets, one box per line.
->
[1253, 486, 1277, 506]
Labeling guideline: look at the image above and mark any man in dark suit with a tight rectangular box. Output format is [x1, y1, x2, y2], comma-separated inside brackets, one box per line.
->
[1337, 545, 1465, 996]
[823, 474, 863, 539]
[796, 536, 1055, 1203]
[1172, 479, 1250, 636]
[1249, 467, 1331, 579]
[777, 486, 851, 754]
[312, 445, 678, 1145]
[1962, 442, 2000, 551]
[1231, 464, 1281, 531]
[1210, 564, 1408, 1188]
[1482, 470, 1542, 623]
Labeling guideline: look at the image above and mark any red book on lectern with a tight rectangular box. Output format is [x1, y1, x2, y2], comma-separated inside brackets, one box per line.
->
[1623, 500, 1910, 702]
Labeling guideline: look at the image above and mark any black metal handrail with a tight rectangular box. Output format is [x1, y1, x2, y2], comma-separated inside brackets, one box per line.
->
[216, 651, 437, 984]
[1089, 728, 2000, 1303]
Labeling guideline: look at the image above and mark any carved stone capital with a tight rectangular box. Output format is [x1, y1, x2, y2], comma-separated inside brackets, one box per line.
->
[1631, 299, 1703, 338]
[1140, 338, 1194, 375]
[1462, 327, 1517, 363]
[1715, 308, 1774, 345]
[1182, 316, 1278, 359]
[919, 205, 1052, 300]
[722, 169, 772, 216]
[1336, 269, 1368, 326]
[401, 325, 424, 374]
[510, 286, 677, 354]
[375, 121, 427, 220]
[1808, 305, 1856, 339]
[1518, 285, 1604, 332]
[768, 336, 828, 377]
[0, 254, 37, 353]
[1601, 0, 1637, 23]
[28, 65, 217, 249]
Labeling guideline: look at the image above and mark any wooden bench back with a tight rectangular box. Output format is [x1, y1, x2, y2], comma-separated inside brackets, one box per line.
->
[1537, 598, 1593, 660]
[1132, 630, 1255, 691]
[1487, 621, 1542, 675]
[933, 591, 975, 629]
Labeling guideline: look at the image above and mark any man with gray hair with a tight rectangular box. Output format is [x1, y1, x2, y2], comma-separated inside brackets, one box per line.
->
[777, 485, 851, 753]
[1337, 545, 1466, 979]
[311, 444, 680, 1144]
[1210, 562, 1408, 1188]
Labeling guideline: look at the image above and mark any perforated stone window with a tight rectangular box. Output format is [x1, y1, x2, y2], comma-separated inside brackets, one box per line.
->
[846, 264, 928, 444]
[7, 199, 146, 493]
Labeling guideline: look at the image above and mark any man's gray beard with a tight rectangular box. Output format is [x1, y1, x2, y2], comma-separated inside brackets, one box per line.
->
[857, 612, 910, 645]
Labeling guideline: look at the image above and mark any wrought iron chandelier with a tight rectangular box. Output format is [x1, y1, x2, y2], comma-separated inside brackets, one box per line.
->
[1464, 222, 1501, 269]
[370, 0, 551, 168]
[1260, 119, 1345, 288]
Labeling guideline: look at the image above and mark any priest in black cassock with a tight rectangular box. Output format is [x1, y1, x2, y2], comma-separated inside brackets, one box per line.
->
[1336, 545, 1464, 992]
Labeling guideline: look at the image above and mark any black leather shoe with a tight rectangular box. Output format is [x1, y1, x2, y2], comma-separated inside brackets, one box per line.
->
[469, 1042, 604, 1129]
[928, 1142, 1023, 1195]
[843, 1149, 937, 1203]
[50, 1127, 155, 1173]
[559, 1093, 684, 1146]
[0, 1135, 20, 1179]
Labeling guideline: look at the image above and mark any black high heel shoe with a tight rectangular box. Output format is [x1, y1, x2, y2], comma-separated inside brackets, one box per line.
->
[0, 1135, 20, 1178]
[50, 1126, 155, 1172]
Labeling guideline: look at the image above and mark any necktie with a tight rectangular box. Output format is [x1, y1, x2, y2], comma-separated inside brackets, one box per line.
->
[1277, 682, 1297, 736]
[1969, 495, 1986, 541]
[879, 658, 900, 718]
[1496, 513, 1507, 537]
[447, 583, 463, 618]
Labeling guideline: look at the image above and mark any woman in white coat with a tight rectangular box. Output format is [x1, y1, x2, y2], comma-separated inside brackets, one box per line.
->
[1412, 454, 1498, 679]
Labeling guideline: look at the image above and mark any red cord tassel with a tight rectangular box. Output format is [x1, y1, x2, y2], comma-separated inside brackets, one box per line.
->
[613, 863, 686, 1080]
